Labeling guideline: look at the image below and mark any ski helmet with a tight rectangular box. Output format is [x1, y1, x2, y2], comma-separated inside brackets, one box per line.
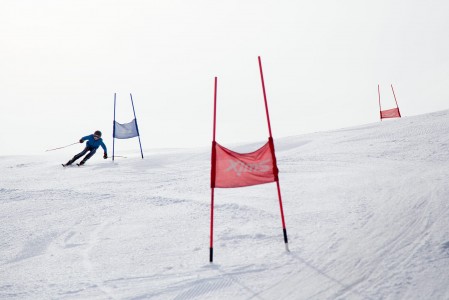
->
[94, 130, 102, 137]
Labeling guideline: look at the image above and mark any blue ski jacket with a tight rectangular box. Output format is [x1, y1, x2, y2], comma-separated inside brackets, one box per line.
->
[81, 134, 107, 154]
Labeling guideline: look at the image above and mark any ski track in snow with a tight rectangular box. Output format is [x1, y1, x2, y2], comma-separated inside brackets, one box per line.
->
[80, 219, 118, 299]
[1, 110, 449, 299]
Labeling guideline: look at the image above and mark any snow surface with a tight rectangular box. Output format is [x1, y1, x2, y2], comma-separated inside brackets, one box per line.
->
[1, 110, 449, 300]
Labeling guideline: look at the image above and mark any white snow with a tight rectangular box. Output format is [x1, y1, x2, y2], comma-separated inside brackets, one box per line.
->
[1, 110, 449, 299]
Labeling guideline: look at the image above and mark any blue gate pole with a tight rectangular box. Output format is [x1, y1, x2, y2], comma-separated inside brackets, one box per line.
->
[113, 93, 117, 161]
[130, 93, 144, 159]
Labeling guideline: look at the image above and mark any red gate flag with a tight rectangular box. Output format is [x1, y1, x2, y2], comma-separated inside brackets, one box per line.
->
[211, 139, 278, 188]
[209, 58, 289, 263]
[380, 107, 401, 119]
[378, 84, 402, 120]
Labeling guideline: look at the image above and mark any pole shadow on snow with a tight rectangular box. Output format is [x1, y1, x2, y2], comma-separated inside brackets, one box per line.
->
[215, 265, 267, 300]
[289, 252, 375, 300]
[159, 264, 263, 300]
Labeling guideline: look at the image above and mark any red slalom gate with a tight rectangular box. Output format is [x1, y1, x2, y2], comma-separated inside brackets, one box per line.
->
[378, 84, 402, 120]
[209, 57, 289, 263]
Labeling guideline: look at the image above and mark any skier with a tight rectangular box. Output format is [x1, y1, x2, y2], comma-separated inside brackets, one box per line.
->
[63, 131, 108, 166]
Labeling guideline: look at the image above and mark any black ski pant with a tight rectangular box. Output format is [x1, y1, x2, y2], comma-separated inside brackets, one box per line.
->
[66, 146, 97, 165]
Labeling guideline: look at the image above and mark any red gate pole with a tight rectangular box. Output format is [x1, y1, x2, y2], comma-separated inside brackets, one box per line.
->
[210, 76, 218, 262]
[259, 56, 273, 138]
[391, 84, 401, 117]
[258, 56, 289, 252]
[378, 84, 383, 121]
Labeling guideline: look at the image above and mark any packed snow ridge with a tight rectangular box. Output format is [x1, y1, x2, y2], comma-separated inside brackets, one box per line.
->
[1, 110, 449, 299]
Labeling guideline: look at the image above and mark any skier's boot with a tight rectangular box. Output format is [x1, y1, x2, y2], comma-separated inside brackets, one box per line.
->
[64, 158, 75, 166]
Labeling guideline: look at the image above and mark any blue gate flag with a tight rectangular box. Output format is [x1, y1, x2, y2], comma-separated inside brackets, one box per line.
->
[114, 119, 139, 139]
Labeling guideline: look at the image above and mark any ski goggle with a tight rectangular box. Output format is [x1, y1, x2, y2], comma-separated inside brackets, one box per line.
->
[93, 135, 100, 139]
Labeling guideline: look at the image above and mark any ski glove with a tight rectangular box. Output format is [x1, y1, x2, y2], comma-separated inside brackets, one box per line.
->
[79, 139, 84, 143]
[103, 153, 108, 159]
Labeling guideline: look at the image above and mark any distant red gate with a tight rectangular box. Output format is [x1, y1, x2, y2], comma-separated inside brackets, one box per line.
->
[378, 84, 402, 120]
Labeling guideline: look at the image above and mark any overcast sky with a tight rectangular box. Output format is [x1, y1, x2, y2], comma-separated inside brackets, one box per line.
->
[1, 0, 448, 156]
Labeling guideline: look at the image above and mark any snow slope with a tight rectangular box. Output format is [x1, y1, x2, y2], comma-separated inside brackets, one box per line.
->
[1, 110, 449, 300]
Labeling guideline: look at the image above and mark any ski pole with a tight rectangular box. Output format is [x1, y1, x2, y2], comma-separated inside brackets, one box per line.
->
[45, 142, 79, 152]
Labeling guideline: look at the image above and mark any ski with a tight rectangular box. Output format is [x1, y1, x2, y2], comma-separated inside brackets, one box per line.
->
[62, 163, 85, 167]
